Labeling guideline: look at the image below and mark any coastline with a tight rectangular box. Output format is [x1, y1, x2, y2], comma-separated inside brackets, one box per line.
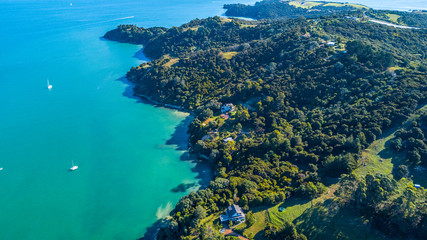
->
[117, 75, 214, 240]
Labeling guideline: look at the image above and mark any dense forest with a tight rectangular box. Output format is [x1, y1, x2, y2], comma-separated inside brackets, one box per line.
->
[105, 3, 427, 240]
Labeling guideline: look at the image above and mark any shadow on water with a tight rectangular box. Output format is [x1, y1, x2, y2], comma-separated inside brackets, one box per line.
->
[118, 76, 213, 187]
[116, 76, 214, 239]
[166, 114, 213, 188]
[134, 48, 151, 62]
[139, 219, 167, 240]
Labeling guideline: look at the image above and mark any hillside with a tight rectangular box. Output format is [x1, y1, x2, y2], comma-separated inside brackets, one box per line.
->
[223, 0, 368, 20]
[104, 6, 427, 240]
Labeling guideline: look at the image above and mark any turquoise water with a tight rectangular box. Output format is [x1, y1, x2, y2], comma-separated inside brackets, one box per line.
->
[0, 0, 254, 239]
[1, 0, 425, 239]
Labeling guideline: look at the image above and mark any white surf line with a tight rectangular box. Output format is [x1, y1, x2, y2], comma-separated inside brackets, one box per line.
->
[68, 16, 135, 29]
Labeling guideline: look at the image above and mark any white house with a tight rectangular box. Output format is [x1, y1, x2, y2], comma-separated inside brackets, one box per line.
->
[220, 204, 245, 222]
[221, 103, 235, 114]
[327, 41, 335, 46]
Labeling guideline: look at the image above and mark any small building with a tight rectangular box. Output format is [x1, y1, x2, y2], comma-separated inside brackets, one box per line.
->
[345, 16, 357, 20]
[302, 32, 311, 38]
[327, 41, 335, 46]
[414, 184, 421, 188]
[278, 207, 285, 212]
[221, 103, 235, 114]
[220, 204, 245, 222]
[224, 137, 234, 143]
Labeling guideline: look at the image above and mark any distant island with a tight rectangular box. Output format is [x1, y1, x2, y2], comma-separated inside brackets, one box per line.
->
[223, 0, 427, 28]
[105, 1, 427, 239]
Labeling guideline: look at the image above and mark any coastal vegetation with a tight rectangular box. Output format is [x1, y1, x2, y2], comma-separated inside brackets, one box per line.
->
[105, 1, 427, 239]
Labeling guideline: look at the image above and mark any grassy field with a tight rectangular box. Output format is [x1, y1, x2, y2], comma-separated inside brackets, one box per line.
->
[163, 57, 180, 67]
[199, 105, 427, 239]
[289, 1, 322, 9]
[220, 51, 238, 60]
[323, 2, 369, 9]
[354, 104, 427, 179]
[387, 13, 401, 23]
[295, 200, 387, 240]
[289, 1, 368, 10]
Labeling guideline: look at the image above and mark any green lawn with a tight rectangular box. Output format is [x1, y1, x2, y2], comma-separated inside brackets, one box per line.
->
[234, 207, 269, 239]
[289, 1, 322, 9]
[268, 199, 312, 225]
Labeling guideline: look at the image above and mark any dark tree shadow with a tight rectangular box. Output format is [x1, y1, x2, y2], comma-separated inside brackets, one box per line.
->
[139, 219, 167, 240]
[278, 198, 311, 210]
[295, 199, 389, 240]
[379, 138, 408, 180]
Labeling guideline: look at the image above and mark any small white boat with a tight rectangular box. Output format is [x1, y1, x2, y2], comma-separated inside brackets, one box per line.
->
[0, 167, 3, 171]
[47, 79, 52, 90]
[70, 161, 78, 171]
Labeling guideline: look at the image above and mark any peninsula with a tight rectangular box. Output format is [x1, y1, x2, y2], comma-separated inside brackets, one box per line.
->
[105, 1, 427, 239]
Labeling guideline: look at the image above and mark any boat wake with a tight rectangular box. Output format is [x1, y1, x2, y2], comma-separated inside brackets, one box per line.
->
[71, 16, 135, 29]
[87, 16, 135, 26]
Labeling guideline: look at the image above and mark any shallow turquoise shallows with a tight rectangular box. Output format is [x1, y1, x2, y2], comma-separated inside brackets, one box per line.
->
[0, 0, 256, 239]
[1, 0, 424, 239]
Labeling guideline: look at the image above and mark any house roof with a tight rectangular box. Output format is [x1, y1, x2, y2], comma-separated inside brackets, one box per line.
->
[226, 204, 244, 216]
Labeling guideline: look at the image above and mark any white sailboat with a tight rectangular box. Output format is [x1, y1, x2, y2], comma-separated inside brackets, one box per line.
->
[47, 79, 52, 90]
[70, 161, 78, 171]
[0, 167, 3, 171]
